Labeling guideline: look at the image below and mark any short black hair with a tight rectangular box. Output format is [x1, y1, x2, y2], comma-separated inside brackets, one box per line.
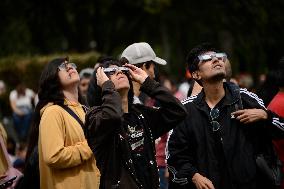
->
[186, 42, 217, 74]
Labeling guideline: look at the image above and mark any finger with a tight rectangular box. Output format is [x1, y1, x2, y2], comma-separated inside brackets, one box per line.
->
[231, 110, 246, 116]
[243, 118, 255, 124]
[201, 184, 210, 189]
[204, 178, 215, 189]
[240, 117, 250, 123]
[125, 63, 137, 69]
[205, 182, 215, 189]
[98, 67, 104, 75]
[236, 114, 247, 120]
[128, 68, 135, 75]
[96, 67, 102, 76]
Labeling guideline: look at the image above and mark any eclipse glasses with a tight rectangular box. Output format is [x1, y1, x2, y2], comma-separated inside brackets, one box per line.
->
[198, 53, 227, 62]
[103, 67, 129, 76]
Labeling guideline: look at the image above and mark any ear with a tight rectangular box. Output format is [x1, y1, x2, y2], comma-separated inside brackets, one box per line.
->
[192, 71, 201, 80]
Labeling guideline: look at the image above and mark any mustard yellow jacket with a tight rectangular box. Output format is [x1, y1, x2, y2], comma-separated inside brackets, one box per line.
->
[38, 101, 100, 189]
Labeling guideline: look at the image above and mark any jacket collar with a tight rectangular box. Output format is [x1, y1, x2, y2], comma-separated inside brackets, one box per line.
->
[193, 82, 241, 111]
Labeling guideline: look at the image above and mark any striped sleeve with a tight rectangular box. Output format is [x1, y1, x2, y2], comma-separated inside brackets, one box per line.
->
[241, 88, 284, 132]
[240, 88, 266, 109]
[269, 112, 284, 132]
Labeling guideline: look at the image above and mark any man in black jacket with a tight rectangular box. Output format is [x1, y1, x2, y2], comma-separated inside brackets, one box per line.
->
[167, 43, 284, 189]
[85, 59, 187, 189]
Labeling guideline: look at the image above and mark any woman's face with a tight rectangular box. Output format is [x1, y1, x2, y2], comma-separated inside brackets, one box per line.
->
[57, 62, 80, 88]
[106, 65, 130, 91]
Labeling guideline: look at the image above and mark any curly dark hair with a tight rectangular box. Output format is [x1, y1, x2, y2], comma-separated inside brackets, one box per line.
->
[186, 42, 217, 74]
[91, 59, 134, 107]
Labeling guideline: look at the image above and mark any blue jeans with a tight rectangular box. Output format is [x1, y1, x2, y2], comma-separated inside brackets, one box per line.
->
[13, 112, 32, 141]
[159, 167, 168, 189]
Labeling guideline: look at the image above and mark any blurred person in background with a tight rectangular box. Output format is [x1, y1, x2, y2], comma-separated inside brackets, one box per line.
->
[87, 56, 113, 107]
[0, 126, 22, 188]
[224, 59, 238, 85]
[256, 72, 279, 107]
[178, 69, 202, 99]
[21, 57, 100, 189]
[236, 72, 254, 91]
[84, 59, 186, 189]
[79, 68, 94, 102]
[9, 83, 35, 142]
[0, 81, 6, 96]
[267, 56, 284, 189]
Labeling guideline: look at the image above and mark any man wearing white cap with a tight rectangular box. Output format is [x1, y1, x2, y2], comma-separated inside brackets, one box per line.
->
[121, 42, 167, 104]
[121, 42, 170, 189]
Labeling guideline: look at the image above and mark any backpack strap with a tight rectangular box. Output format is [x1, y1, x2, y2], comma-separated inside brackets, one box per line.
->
[230, 82, 243, 110]
[59, 105, 85, 128]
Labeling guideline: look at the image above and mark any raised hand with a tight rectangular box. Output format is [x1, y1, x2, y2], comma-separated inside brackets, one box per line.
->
[124, 64, 148, 84]
[96, 67, 109, 87]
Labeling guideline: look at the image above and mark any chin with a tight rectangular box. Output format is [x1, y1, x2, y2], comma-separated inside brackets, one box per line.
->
[211, 72, 226, 81]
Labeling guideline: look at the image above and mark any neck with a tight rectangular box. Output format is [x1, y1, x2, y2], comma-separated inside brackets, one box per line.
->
[203, 81, 225, 109]
[63, 87, 79, 104]
[132, 81, 141, 98]
[118, 89, 129, 113]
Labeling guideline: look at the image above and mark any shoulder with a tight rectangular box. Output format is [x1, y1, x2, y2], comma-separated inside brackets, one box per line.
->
[240, 88, 265, 108]
[26, 88, 35, 96]
[42, 105, 65, 117]
[181, 95, 198, 106]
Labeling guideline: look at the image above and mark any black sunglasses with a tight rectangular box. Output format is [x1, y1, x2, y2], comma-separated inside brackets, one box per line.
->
[210, 108, 221, 132]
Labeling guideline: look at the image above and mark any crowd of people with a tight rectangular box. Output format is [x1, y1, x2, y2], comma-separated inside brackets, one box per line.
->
[0, 42, 284, 189]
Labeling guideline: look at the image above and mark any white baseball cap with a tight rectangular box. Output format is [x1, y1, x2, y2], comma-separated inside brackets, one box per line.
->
[121, 42, 167, 65]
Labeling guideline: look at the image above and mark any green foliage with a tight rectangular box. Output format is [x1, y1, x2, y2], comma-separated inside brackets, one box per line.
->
[0, 0, 283, 81]
[0, 52, 100, 91]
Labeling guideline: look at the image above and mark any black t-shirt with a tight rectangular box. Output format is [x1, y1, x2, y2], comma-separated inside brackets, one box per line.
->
[123, 112, 152, 188]
[205, 93, 233, 189]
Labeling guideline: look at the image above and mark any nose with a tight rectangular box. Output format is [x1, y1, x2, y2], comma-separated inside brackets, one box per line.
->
[212, 55, 219, 61]
[211, 56, 219, 64]
[115, 69, 124, 75]
[66, 65, 76, 72]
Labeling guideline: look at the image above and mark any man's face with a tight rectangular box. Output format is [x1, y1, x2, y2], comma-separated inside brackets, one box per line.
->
[193, 51, 227, 83]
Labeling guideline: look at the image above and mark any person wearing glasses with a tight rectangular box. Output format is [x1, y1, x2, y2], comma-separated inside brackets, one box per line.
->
[167, 43, 284, 189]
[23, 57, 100, 189]
[84, 59, 186, 189]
